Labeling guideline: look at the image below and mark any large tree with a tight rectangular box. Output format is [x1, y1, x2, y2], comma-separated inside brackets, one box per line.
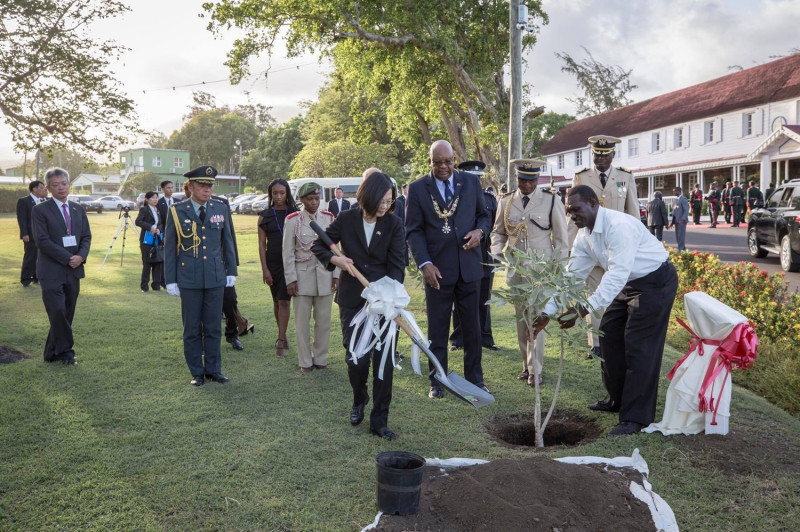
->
[202, 0, 548, 180]
[240, 116, 305, 190]
[291, 140, 402, 179]
[523, 112, 575, 158]
[556, 47, 637, 118]
[0, 0, 139, 156]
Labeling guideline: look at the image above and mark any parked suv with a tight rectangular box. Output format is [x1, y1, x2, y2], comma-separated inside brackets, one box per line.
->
[68, 195, 103, 213]
[747, 179, 800, 272]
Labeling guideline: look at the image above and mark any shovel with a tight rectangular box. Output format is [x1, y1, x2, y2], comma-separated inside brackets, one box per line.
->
[310, 221, 495, 408]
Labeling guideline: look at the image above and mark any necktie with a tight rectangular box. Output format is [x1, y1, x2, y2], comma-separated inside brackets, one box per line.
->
[522, 195, 530, 208]
[199, 205, 206, 222]
[444, 179, 453, 204]
[599, 172, 607, 188]
[62, 203, 72, 234]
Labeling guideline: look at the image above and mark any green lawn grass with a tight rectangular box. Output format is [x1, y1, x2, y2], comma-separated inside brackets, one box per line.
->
[1, 212, 798, 531]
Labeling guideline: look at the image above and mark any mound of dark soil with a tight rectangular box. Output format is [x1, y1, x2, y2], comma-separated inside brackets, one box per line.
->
[377, 457, 654, 532]
[0, 345, 30, 364]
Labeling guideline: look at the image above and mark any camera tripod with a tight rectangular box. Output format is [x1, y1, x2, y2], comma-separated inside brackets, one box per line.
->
[100, 208, 140, 268]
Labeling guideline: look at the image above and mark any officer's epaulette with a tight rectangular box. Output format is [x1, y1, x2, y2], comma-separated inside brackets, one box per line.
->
[617, 166, 632, 173]
[575, 167, 589, 174]
[321, 210, 334, 219]
[548, 188, 559, 196]
[286, 211, 300, 220]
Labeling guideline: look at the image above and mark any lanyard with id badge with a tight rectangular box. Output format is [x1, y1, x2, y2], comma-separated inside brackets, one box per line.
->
[61, 203, 77, 247]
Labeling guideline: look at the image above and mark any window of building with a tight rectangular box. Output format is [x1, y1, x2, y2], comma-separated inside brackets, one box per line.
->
[557, 154, 564, 169]
[654, 176, 665, 189]
[152, 157, 162, 167]
[673, 127, 684, 149]
[651, 132, 661, 153]
[575, 150, 583, 166]
[744, 112, 754, 136]
[174, 157, 184, 168]
[137, 156, 143, 166]
[628, 138, 639, 157]
[704, 121, 714, 143]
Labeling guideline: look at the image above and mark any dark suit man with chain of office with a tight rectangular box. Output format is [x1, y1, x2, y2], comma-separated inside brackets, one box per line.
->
[570, 135, 639, 361]
[406, 140, 492, 398]
[449, 160, 499, 352]
[165, 165, 237, 386]
[32, 168, 91, 364]
[17, 180, 48, 286]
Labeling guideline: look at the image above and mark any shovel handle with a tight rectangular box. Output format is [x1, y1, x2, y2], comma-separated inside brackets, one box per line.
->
[309, 220, 417, 338]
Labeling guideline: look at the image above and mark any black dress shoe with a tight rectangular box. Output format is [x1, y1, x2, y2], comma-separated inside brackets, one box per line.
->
[428, 386, 444, 399]
[484, 343, 501, 351]
[62, 357, 77, 365]
[190, 375, 205, 386]
[350, 397, 369, 425]
[587, 397, 619, 412]
[207, 373, 230, 384]
[370, 426, 397, 440]
[227, 336, 244, 351]
[477, 383, 491, 394]
[608, 421, 645, 436]
[586, 346, 601, 360]
[449, 344, 461, 351]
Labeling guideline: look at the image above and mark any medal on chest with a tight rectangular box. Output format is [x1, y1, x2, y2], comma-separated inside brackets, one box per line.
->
[431, 194, 459, 234]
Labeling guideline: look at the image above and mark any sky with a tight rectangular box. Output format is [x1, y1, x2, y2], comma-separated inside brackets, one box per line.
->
[2, 0, 799, 169]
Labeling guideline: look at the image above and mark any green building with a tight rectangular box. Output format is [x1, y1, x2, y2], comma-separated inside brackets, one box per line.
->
[119, 147, 244, 194]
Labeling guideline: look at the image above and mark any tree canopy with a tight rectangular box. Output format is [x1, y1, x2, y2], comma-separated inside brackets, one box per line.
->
[240, 116, 306, 191]
[556, 47, 637, 118]
[0, 0, 140, 156]
[202, 0, 548, 180]
[291, 140, 402, 179]
[523, 112, 575, 158]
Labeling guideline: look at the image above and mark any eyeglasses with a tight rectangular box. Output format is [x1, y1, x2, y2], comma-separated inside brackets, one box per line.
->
[379, 200, 394, 207]
[431, 159, 454, 167]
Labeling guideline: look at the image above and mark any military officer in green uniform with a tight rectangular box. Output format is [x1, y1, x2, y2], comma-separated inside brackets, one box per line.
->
[730, 181, 745, 227]
[745, 180, 763, 220]
[165, 165, 237, 386]
[571, 135, 639, 360]
[491, 159, 569, 387]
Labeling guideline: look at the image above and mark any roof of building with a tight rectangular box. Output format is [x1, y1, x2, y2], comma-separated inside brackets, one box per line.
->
[542, 53, 800, 156]
[72, 173, 122, 184]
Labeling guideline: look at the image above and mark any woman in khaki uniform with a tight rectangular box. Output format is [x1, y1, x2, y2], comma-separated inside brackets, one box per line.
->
[283, 182, 338, 373]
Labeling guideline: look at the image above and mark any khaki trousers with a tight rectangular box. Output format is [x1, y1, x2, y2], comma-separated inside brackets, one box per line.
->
[515, 304, 545, 375]
[293, 293, 333, 368]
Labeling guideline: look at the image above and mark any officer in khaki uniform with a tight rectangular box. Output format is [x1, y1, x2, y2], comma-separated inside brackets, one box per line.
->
[283, 182, 339, 373]
[165, 165, 237, 386]
[570, 135, 640, 360]
[491, 159, 569, 386]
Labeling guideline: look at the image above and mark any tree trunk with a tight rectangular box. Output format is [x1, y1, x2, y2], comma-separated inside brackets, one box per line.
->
[416, 111, 432, 146]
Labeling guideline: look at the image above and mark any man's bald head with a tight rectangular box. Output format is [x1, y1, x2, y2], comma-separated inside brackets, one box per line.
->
[429, 140, 455, 181]
[362, 167, 383, 179]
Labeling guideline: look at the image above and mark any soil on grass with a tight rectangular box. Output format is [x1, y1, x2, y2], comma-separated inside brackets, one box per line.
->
[0, 345, 30, 364]
[377, 457, 654, 532]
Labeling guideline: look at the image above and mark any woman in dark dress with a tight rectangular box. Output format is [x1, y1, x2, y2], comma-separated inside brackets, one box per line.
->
[135, 191, 164, 292]
[312, 172, 405, 440]
[258, 179, 298, 358]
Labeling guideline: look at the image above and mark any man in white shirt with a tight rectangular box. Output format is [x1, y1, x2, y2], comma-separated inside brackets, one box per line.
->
[535, 185, 678, 436]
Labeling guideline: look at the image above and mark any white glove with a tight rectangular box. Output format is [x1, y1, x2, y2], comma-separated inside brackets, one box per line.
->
[166, 283, 180, 297]
[226, 276, 236, 287]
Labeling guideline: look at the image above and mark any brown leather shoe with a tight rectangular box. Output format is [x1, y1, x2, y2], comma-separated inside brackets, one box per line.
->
[300, 366, 314, 374]
[527, 374, 543, 386]
[313, 364, 328, 370]
[517, 369, 529, 380]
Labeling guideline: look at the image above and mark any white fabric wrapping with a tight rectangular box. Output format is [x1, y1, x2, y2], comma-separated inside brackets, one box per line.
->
[644, 291, 745, 436]
[347, 277, 427, 380]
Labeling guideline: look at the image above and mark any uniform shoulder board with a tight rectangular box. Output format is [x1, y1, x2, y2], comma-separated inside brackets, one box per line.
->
[575, 167, 589, 174]
[285, 212, 300, 220]
[548, 188, 559, 196]
[321, 210, 334, 219]
[617, 167, 632, 174]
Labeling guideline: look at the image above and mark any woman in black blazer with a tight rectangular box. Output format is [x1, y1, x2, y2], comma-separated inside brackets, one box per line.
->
[135, 191, 164, 292]
[313, 172, 406, 440]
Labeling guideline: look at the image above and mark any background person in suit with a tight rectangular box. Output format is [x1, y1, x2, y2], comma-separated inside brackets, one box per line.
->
[646, 191, 669, 241]
[706, 182, 721, 228]
[32, 168, 91, 364]
[156, 180, 176, 288]
[164, 165, 237, 386]
[135, 191, 164, 292]
[571, 134, 640, 361]
[17, 180, 48, 286]
[669, 186, 690, 251]
[327, 187, 351, 217]
[406, 140, 492, 398]
[312, 171, 405, 440]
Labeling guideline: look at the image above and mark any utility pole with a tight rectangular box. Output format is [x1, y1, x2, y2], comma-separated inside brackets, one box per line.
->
[507, 1, 525, 191]
[235, 139, 242, 194]
[35, 148, 41, 182]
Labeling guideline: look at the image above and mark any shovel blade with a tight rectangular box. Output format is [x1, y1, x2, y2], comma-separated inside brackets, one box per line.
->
[435, 371, 495, 409]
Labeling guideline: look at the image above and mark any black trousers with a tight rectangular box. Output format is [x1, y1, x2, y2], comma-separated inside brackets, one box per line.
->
[425, 278, 483, 386]
[21, 240, 38, 284]
[223, 286, 238, 339]
[599, 260, 678, 426]
[341, 305, 393, 430]
[139, 244, 163, 291]
[648, 225, 664, 241]
[181, 286, 224, 377]
[450, 273, 495, 347]
[41, 276, 80, 362]
[692, 204, 702, 224]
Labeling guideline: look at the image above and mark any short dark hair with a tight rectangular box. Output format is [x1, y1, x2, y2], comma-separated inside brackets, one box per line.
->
[357, 172, 395, 217]
[28, 180, 44, 192]
[160, 180, 173, 189]
[145, 191, 158, 200]
[44, 167, 69, 185]
[568, 184, 598, 204]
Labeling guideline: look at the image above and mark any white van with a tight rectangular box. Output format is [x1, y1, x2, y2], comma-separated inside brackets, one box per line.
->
[288, 177, 399, 204]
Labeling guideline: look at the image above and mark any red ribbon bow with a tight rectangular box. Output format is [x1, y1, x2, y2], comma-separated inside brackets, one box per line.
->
[667, 317, 758, 425]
